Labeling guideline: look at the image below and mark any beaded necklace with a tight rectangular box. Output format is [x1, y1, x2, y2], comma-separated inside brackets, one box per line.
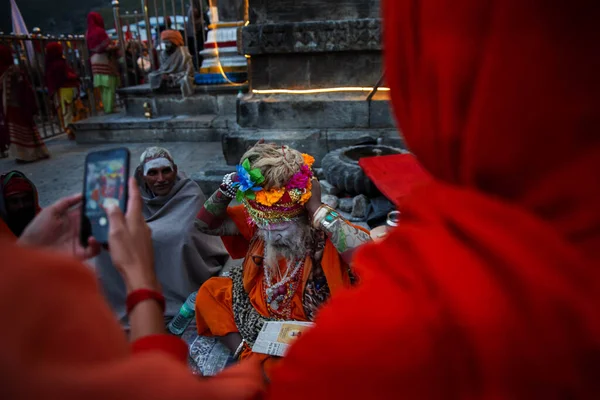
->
[264, 257, 305, 319]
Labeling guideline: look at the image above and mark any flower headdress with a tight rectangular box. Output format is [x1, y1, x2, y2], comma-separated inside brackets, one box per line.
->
[233, 153, 315, 227]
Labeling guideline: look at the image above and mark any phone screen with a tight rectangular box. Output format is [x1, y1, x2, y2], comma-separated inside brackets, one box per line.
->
[81, 148, 130, 245]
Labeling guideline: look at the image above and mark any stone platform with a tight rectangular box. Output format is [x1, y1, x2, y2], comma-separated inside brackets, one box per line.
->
[222, 127, 403, 167]
[238, 92, 393, 129]
[117, 83, 244, 118]
[73, 114, 236, 144]
[74, 83, 244, 144]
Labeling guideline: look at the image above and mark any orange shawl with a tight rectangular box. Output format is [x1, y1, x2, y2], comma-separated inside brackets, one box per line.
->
[196, 206, 354, 361]
[268, 0, 600, 398]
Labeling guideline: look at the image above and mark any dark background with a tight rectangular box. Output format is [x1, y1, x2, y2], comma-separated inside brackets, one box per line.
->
[0, 0, 177, 35]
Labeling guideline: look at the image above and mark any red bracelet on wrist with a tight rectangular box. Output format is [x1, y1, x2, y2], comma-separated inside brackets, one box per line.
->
[126, 289, 166, 315]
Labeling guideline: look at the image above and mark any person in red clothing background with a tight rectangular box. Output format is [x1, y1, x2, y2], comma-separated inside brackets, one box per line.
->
[0, 178, 263, 399]
[45, 42, 81, 139]
[267, 0, 600, 398]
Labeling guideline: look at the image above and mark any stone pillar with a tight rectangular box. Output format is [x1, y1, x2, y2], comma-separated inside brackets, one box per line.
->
[243, 0, 382, 91]
[222, 0, 400, 166]
[197, 0, 248, 84]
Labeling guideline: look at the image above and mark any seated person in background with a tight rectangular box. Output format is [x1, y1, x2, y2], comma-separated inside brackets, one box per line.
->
[194, 143, 371, 362]
[148, 30, 194, 98]
[0, 171, 40, 237]
[96, 147, 229, 326]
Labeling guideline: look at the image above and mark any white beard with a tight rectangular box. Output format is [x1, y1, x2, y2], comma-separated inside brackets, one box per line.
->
[259, 222, 314, 280]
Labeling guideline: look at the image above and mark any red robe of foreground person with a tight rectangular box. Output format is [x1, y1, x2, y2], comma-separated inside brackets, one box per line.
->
[268, 0, 600, 398]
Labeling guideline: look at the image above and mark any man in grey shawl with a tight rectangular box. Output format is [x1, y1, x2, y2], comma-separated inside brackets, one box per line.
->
[95, 147, 229, 326]
[148, 30, 194, 98]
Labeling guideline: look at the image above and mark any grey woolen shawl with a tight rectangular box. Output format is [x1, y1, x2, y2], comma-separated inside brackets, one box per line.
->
[95, 173, 229, 325]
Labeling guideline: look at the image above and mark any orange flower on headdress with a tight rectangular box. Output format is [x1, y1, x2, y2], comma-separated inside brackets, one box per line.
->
[298, 180, 313, 205]
[255, 187, 286, 207]
[302, 153, 315, 168]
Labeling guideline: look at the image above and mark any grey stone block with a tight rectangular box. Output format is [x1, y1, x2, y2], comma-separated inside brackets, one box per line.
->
[119, 84, 242, 118]
[369, 97, 395, 128]
[74, 114, 226, 144]
[222, 129, 325, 165]
[325, 129, 406, 152]
[217, 95, 239, 116]
[339, 197, 353, 212]
[249, 53, 381, 90]
[249, 0, 381, 24]
[320, 180, 340, 196]
[305, 52, 382, 88]
[191, 172, 223, 196]
[351, 194, 369, 219]
[238, 94, 370, 129]
[242, 19, 381, 55]
[321, 194, 339, 209]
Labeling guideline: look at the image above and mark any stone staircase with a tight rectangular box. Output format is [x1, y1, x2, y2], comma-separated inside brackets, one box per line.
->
[72, 83, 404, 194]
[73, 83, 244, 144]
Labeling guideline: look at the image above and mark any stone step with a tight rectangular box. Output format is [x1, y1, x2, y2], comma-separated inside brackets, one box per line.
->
[222, 128, 405, 167]
[118, 83, 244, 118]
[73, 113, 235, 144]
[190, 156, 236, 195]
[238, 92, 394, 129]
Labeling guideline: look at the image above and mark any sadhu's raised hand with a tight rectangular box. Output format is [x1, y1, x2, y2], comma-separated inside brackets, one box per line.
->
[305, 178, 322, 218]
[18, 193, 101, 260]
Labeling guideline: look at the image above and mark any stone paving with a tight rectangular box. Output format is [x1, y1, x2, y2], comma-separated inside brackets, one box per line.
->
[0, 136, 222, 207]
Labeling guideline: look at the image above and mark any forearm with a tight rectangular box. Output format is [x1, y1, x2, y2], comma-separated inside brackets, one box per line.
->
[128, 297, 167, 341]
[125, 275, 165, 341]
[313, 204, 371, 260]
[195, 189, 240, 236]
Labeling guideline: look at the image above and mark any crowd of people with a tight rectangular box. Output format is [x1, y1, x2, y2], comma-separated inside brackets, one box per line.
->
[1, 0, 599, 398]
[0, 8, 204, 164]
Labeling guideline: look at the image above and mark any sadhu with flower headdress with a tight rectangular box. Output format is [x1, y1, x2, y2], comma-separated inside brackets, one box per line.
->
[195, 143, 371, 364]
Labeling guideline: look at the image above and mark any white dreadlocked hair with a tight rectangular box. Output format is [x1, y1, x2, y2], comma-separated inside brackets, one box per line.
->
[241, 143, 304, 190]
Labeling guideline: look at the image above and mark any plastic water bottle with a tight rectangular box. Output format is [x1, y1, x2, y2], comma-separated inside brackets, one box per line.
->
[167, 292, 197, 335]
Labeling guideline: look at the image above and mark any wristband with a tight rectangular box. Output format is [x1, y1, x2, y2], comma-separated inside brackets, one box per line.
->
[312, 204, 339, 230]
[126, 288, 166, 315]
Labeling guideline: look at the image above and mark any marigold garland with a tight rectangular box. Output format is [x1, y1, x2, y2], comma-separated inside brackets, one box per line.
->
[255, 187, 286, 207]
[302, 153, 315, 168]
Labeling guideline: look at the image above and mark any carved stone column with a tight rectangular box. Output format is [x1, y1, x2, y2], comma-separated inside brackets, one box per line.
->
[242, 1, 382, 91]
[221, 0, 400, 167]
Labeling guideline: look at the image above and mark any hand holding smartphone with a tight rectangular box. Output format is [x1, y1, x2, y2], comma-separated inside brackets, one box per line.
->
[80, 148, 130, 246]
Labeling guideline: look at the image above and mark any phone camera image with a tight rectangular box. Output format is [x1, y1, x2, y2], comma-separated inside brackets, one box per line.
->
[82, 152, 129, 244]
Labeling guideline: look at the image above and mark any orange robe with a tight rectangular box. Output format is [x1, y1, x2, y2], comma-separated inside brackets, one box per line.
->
[195, 205, 353, 361]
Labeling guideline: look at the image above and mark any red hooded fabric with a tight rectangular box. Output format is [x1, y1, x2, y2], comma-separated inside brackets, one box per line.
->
[268, 0, 600, 398]
[44, 42, 79, 97]
[86, 12, 110, 53]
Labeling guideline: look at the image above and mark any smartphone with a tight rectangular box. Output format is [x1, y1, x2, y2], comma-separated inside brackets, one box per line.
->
[80, 148, 130, 246]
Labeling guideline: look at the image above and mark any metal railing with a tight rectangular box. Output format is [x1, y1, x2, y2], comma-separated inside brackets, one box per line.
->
[111, 0, 206, 87]
[0, 33, 98, 139]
